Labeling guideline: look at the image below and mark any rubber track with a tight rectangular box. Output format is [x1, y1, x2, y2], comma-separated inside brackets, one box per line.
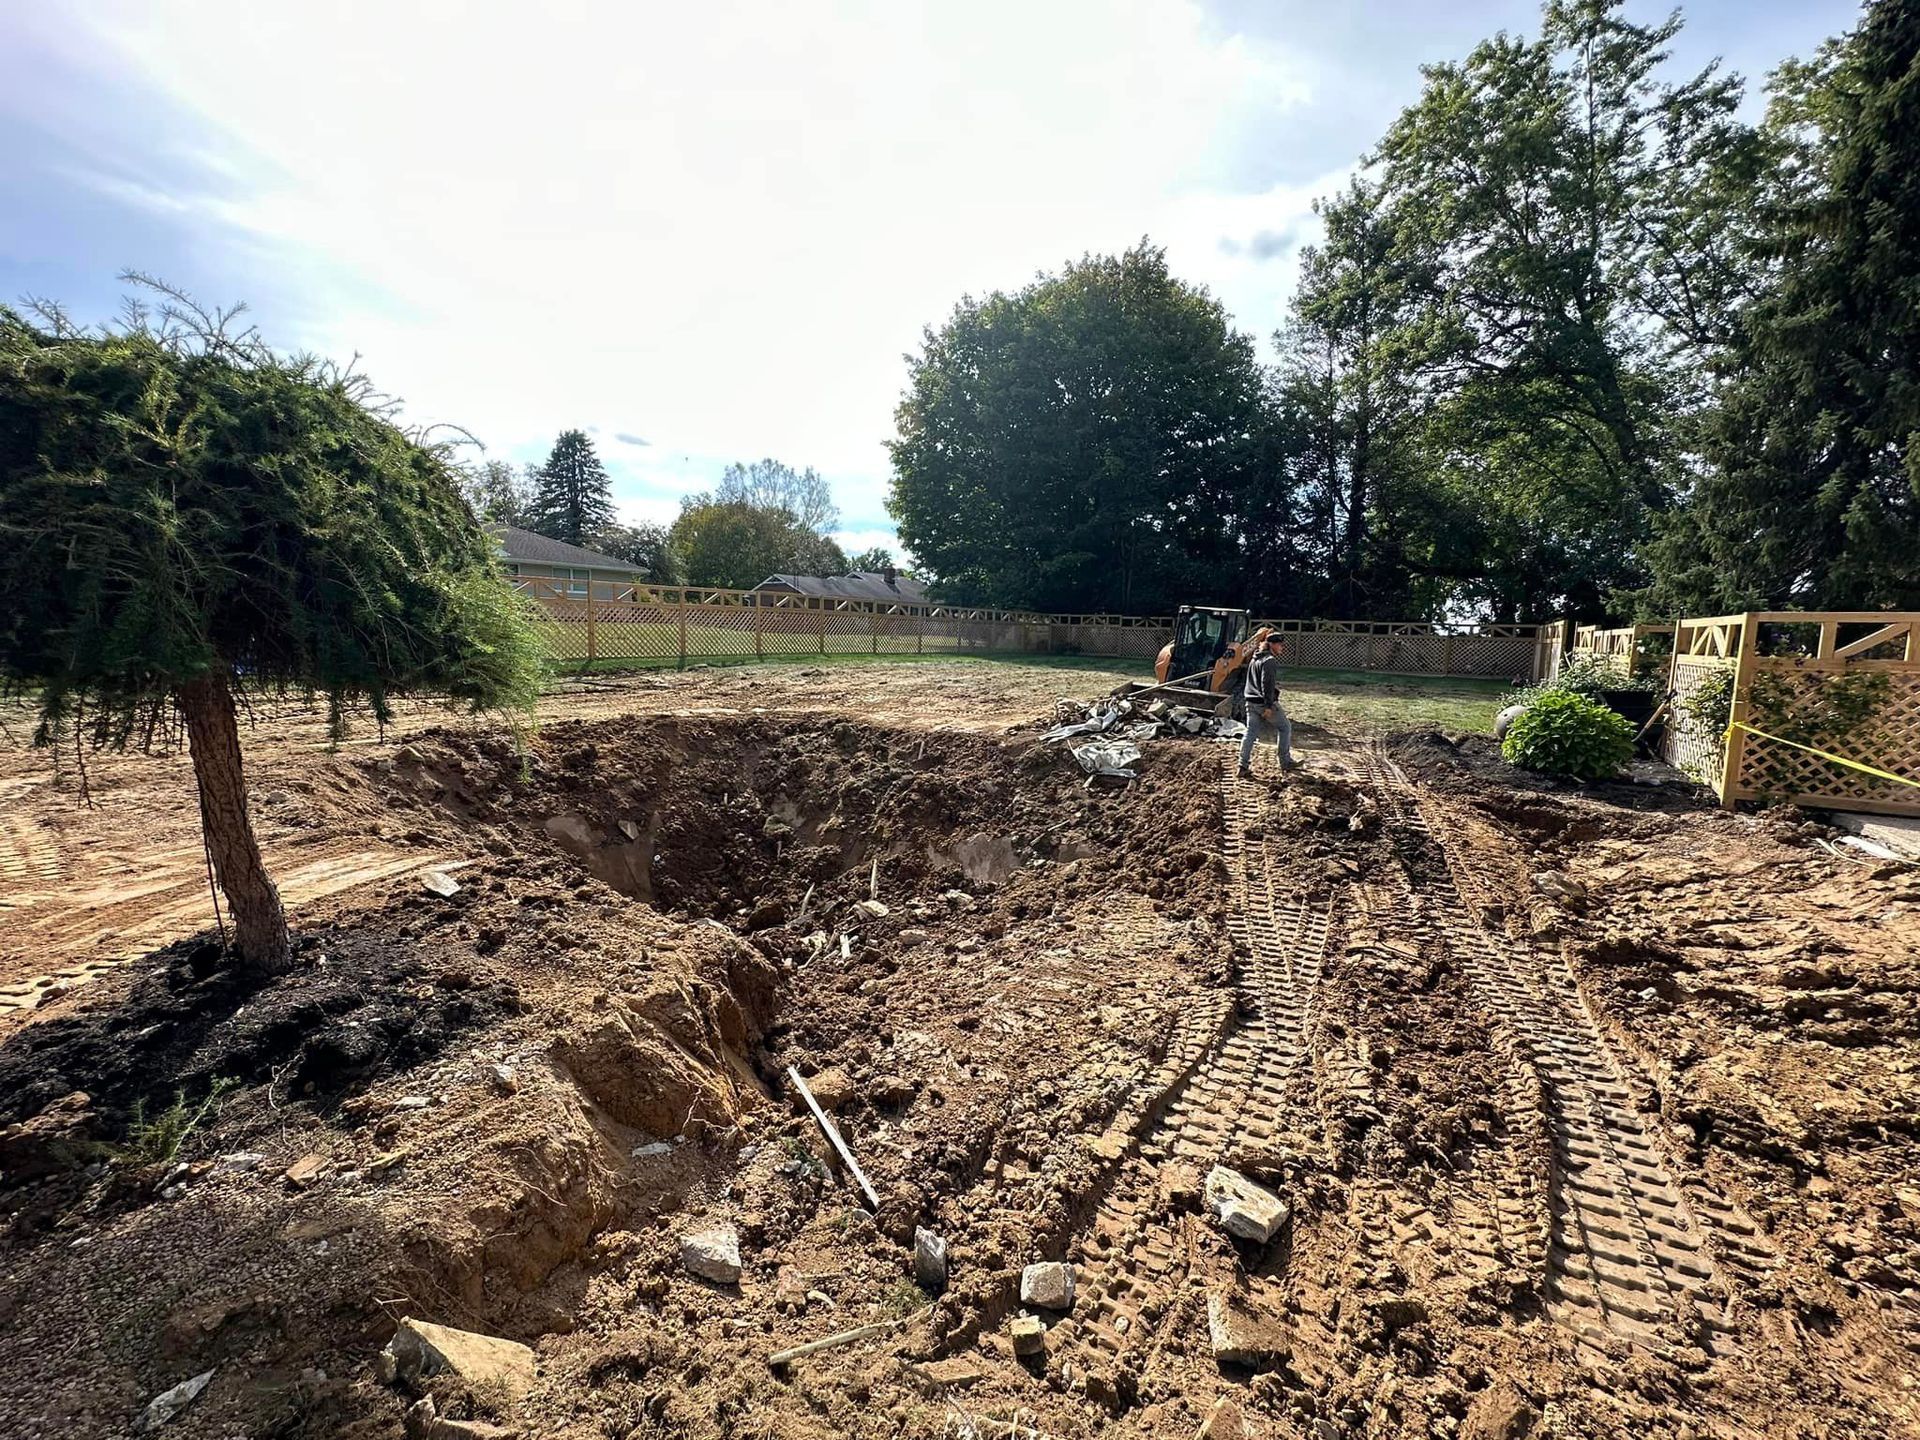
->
[1359, 744, 1762, 1356]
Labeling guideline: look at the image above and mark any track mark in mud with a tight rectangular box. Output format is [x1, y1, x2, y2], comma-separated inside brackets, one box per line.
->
[1047, 755, 1333, 1405]
[1360, 743, 1771, 1356]
[0, 786, 63, 900]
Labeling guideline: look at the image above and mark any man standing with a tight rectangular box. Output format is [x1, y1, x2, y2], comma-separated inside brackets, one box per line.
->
[1238, 632, 1299, 779]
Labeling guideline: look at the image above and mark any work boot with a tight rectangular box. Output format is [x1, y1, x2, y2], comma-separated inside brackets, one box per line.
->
[1237, 766, 1255, 780]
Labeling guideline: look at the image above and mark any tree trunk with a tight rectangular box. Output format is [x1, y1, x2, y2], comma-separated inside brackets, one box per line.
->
[179, 671, 289, 973]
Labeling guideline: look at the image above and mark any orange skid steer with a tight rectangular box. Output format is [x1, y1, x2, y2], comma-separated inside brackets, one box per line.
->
[1115, 605, 1272, 713]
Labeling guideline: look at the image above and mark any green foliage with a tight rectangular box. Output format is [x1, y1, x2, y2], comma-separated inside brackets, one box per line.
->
[1747, 670, 1893, 748]
[848, 546, 897, 573]
[879, 1277, 926, 1318]
[670, 501, 847, 589]
[1641, 1, 1920, 613]
[888, 242, 1270, 613]
[1675, 665, 1736, 772]
[524, 430, 616, 546]
[121, 1077, 238, 1166]
[0, 291, 545, 744]
[459, 458, 534, 527]
[1527, 654, 1656, 703]
[710, 458, 838, 535]
[1501, 689, 1636, 779]
[590, 521, 683, 583]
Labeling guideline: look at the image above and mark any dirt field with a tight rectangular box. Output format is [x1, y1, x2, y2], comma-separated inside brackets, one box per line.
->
[1, 660, 1917, 1439]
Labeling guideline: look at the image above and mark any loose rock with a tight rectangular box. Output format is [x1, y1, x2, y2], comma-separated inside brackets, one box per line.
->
[1020, 1261, 1075, 1310]
[914, 1227, 948, 1293]
[1010, 1314, 1046, 1356]
[680, 1223, 743, 1284]
[136, 1368, 215, 1431]
[380, 1318, 537, 1404]
[1204, 1165, 1289, 1244]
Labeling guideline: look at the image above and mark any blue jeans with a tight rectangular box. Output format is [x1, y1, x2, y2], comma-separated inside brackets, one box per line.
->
[1239, 702, 1294, 771]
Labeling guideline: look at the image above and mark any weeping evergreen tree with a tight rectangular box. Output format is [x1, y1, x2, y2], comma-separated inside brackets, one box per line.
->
[0, 286, 545, 974]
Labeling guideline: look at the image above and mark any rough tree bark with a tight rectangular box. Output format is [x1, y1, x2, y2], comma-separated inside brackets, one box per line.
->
[178, 671, 289, 973]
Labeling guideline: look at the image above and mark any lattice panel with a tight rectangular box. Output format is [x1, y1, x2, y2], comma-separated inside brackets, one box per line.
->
[1664, 657, 1731, 784]
[1268, 630, 1539, 679]
[1731, 670, 1920, 813]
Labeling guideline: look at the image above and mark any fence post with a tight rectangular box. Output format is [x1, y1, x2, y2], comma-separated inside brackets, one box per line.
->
[917, 609, 925, 655]
[677, 591, 689, 671]
[584, 586, 598, 668]
[818, 603, 827, 654]
[1720, 612, 1760, 810]
[870, 608, 879, 655]
[754, 598, 763, 660]
[1442, 633, 1454, 676]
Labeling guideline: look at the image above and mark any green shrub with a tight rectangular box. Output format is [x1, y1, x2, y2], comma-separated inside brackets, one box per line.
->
[1501, 691, 1635, 780]
[1524, 653, 1656, 704]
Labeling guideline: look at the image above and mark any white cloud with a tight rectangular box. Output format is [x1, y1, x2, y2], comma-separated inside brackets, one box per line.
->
[30, 0, 1327, 540]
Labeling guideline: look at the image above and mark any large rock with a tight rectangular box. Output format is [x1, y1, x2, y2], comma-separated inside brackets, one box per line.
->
[1206, 1293, 1287, 1368]
[680, 1224, 743, 1284]
[0, 1091, 93, 1182]
[1204, 1166, 1290, 1244]
[380, 1318, 536, 1404]
[1019, 1261, 1075, 1311]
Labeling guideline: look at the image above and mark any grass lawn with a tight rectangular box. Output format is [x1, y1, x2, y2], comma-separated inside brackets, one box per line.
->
[561, 650, 1514, 737]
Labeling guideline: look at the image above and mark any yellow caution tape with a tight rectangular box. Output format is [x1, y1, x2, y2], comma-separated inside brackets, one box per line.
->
[1726, 721, 1920, 790]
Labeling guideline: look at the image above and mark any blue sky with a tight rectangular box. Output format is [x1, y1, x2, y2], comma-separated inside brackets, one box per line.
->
[1, 0, 1858, 562]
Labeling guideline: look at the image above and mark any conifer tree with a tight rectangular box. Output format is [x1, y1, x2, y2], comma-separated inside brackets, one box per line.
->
[524, 429, 616, 546]
[1646, 0, 1920, 611]
[0, 286, 544, 974]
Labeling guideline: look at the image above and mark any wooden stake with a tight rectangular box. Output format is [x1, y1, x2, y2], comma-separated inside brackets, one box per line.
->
[768, 1315, 912, 1369]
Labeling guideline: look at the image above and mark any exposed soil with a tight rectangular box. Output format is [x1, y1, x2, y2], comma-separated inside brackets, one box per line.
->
[0, 665, 1917, 1439]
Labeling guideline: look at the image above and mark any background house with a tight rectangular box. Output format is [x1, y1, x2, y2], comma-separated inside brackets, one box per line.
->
[490, 525, 639, 597]
[752, 568, 929, 605]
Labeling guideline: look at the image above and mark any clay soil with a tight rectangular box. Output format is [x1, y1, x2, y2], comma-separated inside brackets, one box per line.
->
[1, 662, 1917, 1440]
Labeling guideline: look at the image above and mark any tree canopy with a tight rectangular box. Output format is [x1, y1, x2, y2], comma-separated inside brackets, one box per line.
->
[670, 501, 847, 589]
[524, 429, 616, 546]
[888, 243, 1268, 614]
[886, 0, 1920, 623]
[0, 292, 543, 970]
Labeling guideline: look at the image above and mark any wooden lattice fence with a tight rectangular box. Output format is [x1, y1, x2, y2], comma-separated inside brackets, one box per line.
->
[512, 579, 1551, 680]
[1569, 623, 1673, 682]
[1660, 611, 1920, 817]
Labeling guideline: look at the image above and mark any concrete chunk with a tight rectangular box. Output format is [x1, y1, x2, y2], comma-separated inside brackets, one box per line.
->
[1019, 1261, 1075, 1311]
[380, 1318, 535, 1404]
[1206, 1293, 1287, 1368]
[680, 1224, 743, 1284]
[1204, 1166, 1290, 1244]
[1010, 1314, 1046, 1356]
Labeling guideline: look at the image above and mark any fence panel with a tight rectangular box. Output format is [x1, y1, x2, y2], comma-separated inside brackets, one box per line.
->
[515, 579, 1557, 681]
[1723, 613, 1920, 817]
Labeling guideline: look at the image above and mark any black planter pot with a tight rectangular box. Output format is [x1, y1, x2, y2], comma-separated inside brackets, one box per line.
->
[1598, 687, 1660, 748]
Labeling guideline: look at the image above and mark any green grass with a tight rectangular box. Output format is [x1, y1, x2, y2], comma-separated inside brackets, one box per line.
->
[554, 648, 1514, 736]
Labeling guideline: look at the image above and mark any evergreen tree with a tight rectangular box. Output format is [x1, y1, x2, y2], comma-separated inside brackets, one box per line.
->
[0, 286, 543, 974]
[525, 429, 616, 545]
[1644, 0, 1920, 612]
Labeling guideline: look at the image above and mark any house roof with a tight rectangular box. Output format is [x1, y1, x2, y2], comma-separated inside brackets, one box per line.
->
[488, 525, 635, 573]
[755, 570, 929, 603]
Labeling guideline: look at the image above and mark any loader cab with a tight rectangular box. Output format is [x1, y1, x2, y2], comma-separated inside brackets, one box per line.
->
[1165, 606, 1250, 683]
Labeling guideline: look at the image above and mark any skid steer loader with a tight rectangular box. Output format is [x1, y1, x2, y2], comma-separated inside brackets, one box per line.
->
[1115, 605, 1273, 713]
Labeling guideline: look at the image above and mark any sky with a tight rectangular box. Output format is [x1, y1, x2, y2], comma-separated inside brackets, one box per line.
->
[0, 0, 1859, 563]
